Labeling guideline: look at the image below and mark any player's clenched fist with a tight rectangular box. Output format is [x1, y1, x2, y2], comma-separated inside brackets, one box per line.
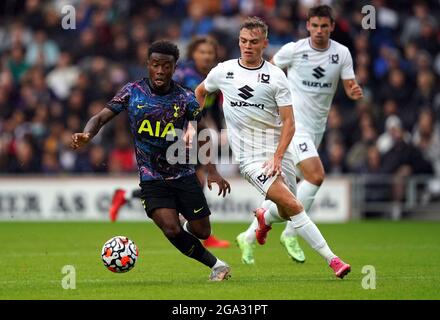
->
[71, 132, 91, 149]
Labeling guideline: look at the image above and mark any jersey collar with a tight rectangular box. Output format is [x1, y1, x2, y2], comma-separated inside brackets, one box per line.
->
[146, 78, 175, 96]
[308, 37, 332, 52]
[237, 58, 265, 70]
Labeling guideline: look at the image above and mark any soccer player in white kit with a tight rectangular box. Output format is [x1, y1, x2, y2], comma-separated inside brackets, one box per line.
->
[237, 5, 363, 266]
[195, 16, 351, 278]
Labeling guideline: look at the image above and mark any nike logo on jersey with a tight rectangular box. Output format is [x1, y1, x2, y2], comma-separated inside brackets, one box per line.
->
[193, 207, 204, 214]
[137, 104, 145, 109]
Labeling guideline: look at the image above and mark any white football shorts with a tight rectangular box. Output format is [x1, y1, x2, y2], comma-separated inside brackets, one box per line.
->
[239, 154, 297, 197]
[291, 131, 324, 165]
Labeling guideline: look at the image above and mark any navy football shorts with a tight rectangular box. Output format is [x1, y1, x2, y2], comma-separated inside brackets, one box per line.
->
[139, 174, 211, 221]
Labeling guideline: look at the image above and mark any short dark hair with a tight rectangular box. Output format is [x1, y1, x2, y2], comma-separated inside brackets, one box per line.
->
[148, 40, 180, 62]
[307, 5, 334, 23]
[186, 36, 218, 61]
[240, 16, 268, 38]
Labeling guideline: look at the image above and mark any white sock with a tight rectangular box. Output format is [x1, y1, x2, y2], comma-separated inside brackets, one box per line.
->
[244, 218, 258, 243]
[282, 222, 298, 237]
[297, 180, 320, 212]
[212, 258, 226, 269]
[290, 211, 336, 264]
[242, 201, 285, 243]
[261, 200, 285, 224]
[283, 180, 320, 237]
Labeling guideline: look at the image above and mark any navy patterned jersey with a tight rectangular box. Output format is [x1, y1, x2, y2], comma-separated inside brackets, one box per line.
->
[107, 79, 202, 181]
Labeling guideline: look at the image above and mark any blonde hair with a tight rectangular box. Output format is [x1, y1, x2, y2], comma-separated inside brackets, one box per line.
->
[240, 16, 268, 38]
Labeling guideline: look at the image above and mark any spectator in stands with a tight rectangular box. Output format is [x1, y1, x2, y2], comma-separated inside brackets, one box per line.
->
[181, 2, 214, 40]
[8, 138, 40, 174]
[412, 109, 440, 202]
[357, 144, 392, 217]
[46, 52, 79, 101]
[7, 45, 30, 84]
[108, 132, 135, 173]
[412, 109, 440, 177]
[411, 70, 438, 114]
[377, 115, 411, 155]
[381, 119, 434, 218]
[401, 1, 437, 44]
[25, 29, 60, 68]
[72, 28, 101, 62]
[322, 136, 349, 175]
[380, 117, 433, 176]
[74, 144, 108, 173]
[378, 68, 411, 109]
[347, 123, 378, 172]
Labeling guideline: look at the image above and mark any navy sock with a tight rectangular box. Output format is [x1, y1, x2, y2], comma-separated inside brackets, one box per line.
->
[168, 230, 217, 268]
[132, 189, 142, 199]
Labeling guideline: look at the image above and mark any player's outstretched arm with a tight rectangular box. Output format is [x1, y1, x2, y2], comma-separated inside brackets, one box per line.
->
[343, 79, 363, 100]
[71, 108, 117, 149]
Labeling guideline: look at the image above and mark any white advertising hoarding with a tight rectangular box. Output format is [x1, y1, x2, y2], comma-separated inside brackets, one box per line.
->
[204, 177, 351, 223]
[0, 176, 351, 222]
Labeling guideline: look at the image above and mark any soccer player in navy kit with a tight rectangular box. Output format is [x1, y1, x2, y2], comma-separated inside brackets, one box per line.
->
[109, 36, 230, 248]
[71, 40, 231, 281]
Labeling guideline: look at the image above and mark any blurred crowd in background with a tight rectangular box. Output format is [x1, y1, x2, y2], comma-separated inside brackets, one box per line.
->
[0, 0, 439, 199]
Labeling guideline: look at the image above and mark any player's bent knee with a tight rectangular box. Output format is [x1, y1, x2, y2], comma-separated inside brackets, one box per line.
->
[292, 199, 304, 213]
[307, 173, 324, 186]
[193, 229, 211, 240]
[162, 225, 182, 239]
[276, 195, 303, 216]
[317, 173, 325, 185]
[284, 198, 304, 216]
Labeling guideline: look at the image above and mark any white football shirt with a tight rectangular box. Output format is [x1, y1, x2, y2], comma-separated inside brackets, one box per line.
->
[273, 38, 355, 134]
[204, 59, 292, 164]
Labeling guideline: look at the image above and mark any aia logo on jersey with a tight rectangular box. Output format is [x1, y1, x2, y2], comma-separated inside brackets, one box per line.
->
[259, 73, 270, 84]
[312, 66, 325, 79]
[299, 142, 308, 153]
[137, 119, 176, 138]
[330, 54, 339, 64]
[238, 85, 254, 100]
[226, 72, 234, 79]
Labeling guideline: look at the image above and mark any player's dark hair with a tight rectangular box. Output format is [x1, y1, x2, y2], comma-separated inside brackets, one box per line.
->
[148, 40, 180, 62]
[307, 5, 334, 23]
[186, 35, 218, 61]
[240, 16, 268, 38]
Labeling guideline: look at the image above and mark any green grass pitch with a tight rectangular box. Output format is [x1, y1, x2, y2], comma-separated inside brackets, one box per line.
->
[0, 221, 439, 300]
